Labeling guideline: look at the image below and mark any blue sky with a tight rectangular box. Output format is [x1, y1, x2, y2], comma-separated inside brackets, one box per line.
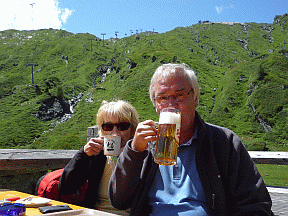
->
[1, 0, 287, 39]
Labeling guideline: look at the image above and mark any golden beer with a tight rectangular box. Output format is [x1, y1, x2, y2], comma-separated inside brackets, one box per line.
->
[154, 108, 181, 166]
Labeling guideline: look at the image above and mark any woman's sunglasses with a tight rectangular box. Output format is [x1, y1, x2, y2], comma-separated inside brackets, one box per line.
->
[102, 122, 131, 131]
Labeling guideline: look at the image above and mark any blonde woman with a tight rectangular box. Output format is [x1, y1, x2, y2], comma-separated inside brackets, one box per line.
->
[59, 100, 139, 215]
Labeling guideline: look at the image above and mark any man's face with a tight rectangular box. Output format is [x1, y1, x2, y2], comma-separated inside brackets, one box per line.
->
[154, 74, 198, 135]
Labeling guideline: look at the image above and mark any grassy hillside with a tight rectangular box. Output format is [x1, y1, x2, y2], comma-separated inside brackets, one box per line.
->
[0, 14, 288, 151]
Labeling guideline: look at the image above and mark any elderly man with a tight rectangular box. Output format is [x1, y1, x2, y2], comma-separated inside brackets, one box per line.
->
[109, 63, 272, 216]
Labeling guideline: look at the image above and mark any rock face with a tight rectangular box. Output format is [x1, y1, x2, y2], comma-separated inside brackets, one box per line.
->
[273, 13, 288, 24]
[248, 100, 272, 132]
[33, 93, 83, 122]
[281, 51, 288, 58]
[34, 97, 71, 121]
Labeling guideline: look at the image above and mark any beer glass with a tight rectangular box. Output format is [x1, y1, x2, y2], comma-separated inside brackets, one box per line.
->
[154, 108, 181, 166]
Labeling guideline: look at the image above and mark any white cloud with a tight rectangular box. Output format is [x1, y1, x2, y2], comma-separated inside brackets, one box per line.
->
[216, 6, 224, 14]
[61, 8, 73, 24]
[0, 0, 74, 31]
[216, 5, 235, 14]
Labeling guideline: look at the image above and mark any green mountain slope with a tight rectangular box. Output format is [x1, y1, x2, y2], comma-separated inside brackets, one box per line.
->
[0, 14, 287, 151]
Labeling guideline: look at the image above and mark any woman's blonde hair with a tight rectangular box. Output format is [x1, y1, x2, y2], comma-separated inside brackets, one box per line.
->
[96, 100, 139, 136]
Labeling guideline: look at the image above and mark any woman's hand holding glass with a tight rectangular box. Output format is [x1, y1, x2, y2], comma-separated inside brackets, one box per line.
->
[84, 137, 104, 156]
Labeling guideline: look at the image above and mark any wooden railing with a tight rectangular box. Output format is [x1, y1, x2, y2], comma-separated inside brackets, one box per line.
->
[0, 149, 78, 195]
[0, 126, 99, 194]
[0, 125, 287, 195]
[248, 151, 288, 165]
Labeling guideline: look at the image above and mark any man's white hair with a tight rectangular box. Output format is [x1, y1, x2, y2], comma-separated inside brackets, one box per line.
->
[149, 63, 200, 106]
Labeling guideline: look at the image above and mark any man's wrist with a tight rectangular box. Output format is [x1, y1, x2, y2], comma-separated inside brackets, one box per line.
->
[128, 140, 148, 154]
[131, 141, 146, 152]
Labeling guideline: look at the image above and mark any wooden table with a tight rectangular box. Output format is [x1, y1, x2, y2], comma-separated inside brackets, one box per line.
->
[0, 190, 86, 215]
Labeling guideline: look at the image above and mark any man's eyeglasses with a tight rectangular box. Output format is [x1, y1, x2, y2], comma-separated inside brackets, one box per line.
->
[154, 89, 193, 105]
[102, 122, 131, 131]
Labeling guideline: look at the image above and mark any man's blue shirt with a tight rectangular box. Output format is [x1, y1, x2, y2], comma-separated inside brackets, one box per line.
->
[148, 129, 209, 216]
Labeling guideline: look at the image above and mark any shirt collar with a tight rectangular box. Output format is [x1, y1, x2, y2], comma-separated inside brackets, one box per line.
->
[180, 126, 198, 147]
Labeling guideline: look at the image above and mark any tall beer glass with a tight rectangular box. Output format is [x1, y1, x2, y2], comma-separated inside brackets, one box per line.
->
[154, 108, 181, 166]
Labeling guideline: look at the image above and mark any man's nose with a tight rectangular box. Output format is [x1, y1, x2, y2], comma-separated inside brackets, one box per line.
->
[167, 96, 178, 108]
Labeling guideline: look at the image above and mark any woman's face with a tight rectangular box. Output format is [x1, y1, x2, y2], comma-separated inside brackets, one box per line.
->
[102, 116, 132, 148]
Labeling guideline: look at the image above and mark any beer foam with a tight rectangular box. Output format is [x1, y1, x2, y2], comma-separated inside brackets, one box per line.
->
[159, 112, 181, 124]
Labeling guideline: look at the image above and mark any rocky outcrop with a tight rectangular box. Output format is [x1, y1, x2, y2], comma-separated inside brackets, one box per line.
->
[260, 24, 274, 43]
[273, 13, 288, 24]
[33, 93, 83, 122]
[248, 99, 272, 132]
[34, 97, 71, 121]
[280, 51, 288, 58]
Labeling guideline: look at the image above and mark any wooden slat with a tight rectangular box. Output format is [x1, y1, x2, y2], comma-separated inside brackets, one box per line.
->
[0, 159, 72, 175]
[248, 151, 288, 165]
[0, 149, 78, 160]
[0, 149, 78, 175]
